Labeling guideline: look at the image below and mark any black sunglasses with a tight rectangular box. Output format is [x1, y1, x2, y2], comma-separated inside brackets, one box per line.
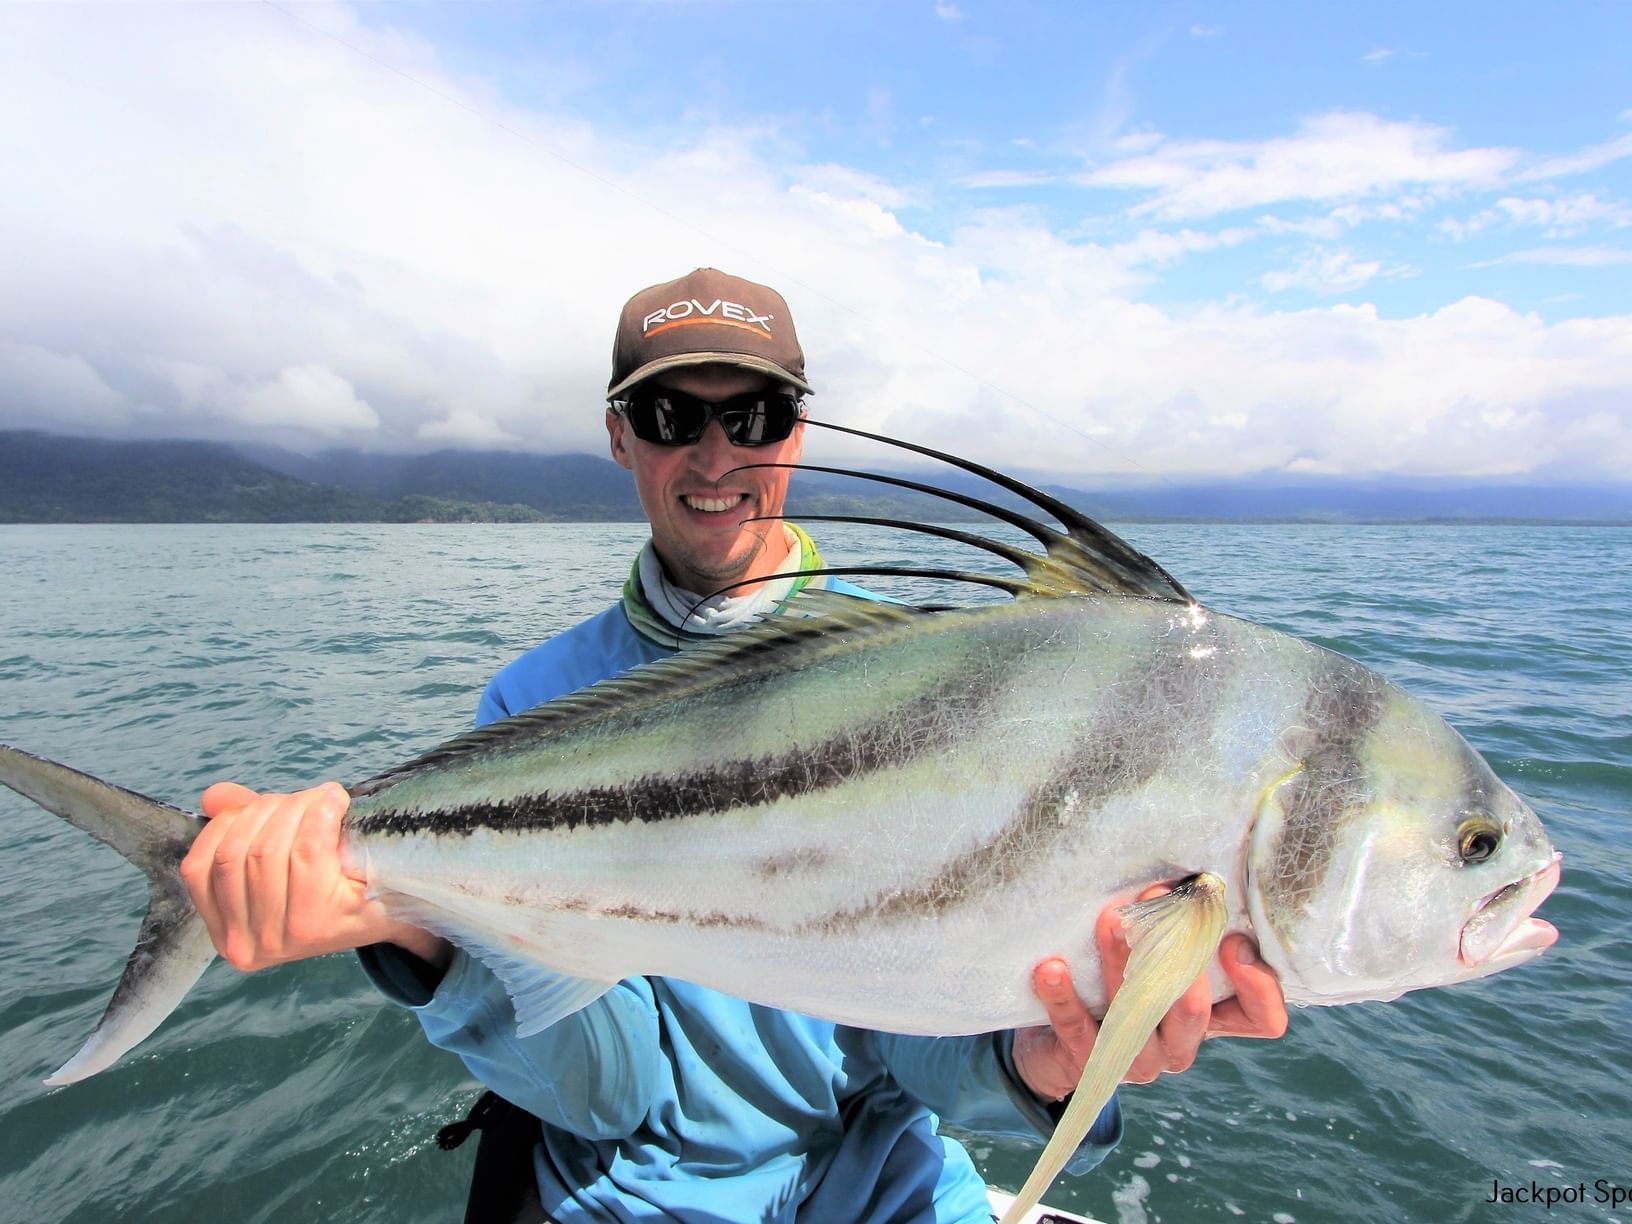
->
[614, 387, 804, 448]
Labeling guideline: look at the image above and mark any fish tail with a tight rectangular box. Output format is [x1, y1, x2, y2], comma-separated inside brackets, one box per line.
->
[0, 744, 215, 1085]
[999, 874, 1229, 1224]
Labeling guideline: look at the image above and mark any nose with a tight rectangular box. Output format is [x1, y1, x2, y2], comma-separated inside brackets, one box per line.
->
[688, 419, 743, 477]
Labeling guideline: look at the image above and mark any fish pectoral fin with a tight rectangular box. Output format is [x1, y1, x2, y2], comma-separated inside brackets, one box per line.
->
[384, 895, 615, 1036]
[998, 874, 1229, 1224]
[481, 953, 616, 1038]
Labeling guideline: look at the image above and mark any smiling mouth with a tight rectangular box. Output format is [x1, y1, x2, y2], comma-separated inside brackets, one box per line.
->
[682, 493, 749, 514]
[1459, 853, 1562, 967]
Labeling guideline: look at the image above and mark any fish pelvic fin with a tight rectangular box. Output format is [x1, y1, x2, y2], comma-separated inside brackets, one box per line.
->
[0, 744, 214, 1085]
[998, 874, 1228, 1224]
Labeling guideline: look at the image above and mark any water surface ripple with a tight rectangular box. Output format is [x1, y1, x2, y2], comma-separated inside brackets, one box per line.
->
[0, 523, 1626, 1224]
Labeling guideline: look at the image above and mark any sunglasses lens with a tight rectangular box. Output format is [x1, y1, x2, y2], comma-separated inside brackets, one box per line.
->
[626, 392, 708, 444]
[623, 390, 800, 447]
[718, 396, 799, 446]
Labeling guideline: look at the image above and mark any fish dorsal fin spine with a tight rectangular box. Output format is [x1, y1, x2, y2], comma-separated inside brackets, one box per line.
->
[730, 419, 1193, 604]
[354, 423, 1192, 795]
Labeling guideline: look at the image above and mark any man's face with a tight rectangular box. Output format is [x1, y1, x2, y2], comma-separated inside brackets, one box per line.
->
[606, 365, 806, 596]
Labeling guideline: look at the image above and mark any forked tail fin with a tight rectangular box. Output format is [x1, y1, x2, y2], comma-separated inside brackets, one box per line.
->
[0, 744, 216, 1084]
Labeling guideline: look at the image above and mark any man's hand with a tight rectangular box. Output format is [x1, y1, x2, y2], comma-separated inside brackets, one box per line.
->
[180, 782, 449, 971]
[1012, 884, 1289, 1100]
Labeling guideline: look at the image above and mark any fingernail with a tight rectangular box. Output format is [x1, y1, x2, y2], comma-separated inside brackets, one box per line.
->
[1235, 942, 1257, 966]
[1039, 965, 1065, 990]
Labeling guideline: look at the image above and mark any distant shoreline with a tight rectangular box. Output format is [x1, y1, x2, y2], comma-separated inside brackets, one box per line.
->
[4, 516, 1627, 528]
[5, 430, 1629, 527]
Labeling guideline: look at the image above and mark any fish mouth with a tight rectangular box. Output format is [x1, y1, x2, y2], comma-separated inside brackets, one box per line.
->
[1459, 853, 1561, 969]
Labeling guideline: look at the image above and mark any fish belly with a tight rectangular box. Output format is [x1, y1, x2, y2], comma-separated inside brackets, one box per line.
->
[352, 598, 1317, 1033]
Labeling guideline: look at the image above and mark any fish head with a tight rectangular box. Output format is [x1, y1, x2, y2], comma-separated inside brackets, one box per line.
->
[1247, 680, 1559, 1006]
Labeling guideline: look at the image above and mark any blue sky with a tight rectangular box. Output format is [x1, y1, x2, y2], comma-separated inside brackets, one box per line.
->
[0, 2, 1628, 480]
[399, 1, 1632, 319]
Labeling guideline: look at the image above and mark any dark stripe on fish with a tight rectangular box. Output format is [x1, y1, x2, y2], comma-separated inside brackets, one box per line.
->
[811, 613, 1231, 931]
[350, 650, 1017, 839]
[1258, 654, 1387, 926]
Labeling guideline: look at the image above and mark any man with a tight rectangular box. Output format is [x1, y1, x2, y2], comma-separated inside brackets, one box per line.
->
[183, 268, 1287, 1222]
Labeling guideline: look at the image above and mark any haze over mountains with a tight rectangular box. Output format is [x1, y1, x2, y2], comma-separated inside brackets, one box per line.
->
[3, 431, 1629, 525]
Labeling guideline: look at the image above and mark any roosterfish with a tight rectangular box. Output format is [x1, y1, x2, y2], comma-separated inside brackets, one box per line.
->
[0, 423, 1560, 1222]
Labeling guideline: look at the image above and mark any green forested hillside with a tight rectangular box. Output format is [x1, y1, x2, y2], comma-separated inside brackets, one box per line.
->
[0, 432, 549, 523]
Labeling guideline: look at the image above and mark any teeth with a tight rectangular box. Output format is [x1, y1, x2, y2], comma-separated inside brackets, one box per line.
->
[683, 494, 745, 513]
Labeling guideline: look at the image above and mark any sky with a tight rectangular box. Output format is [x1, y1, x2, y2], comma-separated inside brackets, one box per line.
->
[1, 1, 1629, 482]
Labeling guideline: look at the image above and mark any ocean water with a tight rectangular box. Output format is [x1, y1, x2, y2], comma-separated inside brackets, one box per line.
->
[0, 521, 1627, 1224]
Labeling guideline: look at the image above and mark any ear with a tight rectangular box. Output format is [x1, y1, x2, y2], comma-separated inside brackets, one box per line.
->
[606, 408, 633, 471]
[786, 413, 807, 464]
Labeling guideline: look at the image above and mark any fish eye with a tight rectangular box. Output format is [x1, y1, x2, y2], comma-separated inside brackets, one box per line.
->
[1457, 820, 1502, 864]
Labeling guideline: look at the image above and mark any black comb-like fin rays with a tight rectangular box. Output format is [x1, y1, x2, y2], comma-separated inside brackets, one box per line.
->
[352, 424, 1197, 789]
[724, 418, 1193, 605]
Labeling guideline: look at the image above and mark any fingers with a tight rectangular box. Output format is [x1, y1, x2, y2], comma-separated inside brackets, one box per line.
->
[1096, 883, 1214, 1082]
[245, 792, 307, 956]
[1206, 934, 1289, 1039]
[201, 781, 259, 820]
[285, 783, 359, 946]
[207, 794, 284, 968]
[1019, 887, 1285, 1100]
[1096, 884, 1182, 1083]
[1054, 887, 1290, 1097]
[1033, 957, 1096, 1068]
[181, 783, 357, 971]
[183, 784, 270, 965]
[1013, 958, 1101, 1100]
[1143, 969, 1211, 1077]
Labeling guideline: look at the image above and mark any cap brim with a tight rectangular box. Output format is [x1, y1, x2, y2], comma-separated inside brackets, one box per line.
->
[607, 352, 813, 400]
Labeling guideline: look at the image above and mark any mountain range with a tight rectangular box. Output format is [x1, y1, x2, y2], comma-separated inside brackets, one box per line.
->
[3, 430, 1629, 525]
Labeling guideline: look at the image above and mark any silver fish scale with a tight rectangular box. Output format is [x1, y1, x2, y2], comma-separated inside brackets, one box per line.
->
[349, 596, 1337, 1033]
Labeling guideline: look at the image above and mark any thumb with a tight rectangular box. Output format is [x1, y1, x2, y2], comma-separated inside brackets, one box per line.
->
[200, 781, 260, 820]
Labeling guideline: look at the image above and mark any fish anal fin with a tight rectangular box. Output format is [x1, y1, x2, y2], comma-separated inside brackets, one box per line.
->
[998, 873, 1228, 1224]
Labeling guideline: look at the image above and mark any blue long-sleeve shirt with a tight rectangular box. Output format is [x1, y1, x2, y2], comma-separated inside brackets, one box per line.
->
[361, 596, 1121, 1222]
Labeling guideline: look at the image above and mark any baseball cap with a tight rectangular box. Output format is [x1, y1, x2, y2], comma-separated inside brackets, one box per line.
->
[607, 268, 813, 399]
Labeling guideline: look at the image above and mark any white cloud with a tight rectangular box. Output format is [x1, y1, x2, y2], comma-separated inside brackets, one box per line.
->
[1258, 197, 1431, 241]
[1110, 130, 1166, 155]
[790, 165, 917, 239]
[1260, 249, 1399, 294]
[1077, 111, 1521, 221]
[1475, 246, 1632, 268]
[959, 168, 1063, 189]
[1110, 226, 1255, 267]
[1079, 111, 1519, 221]
[235, 365, 379, 433]
[1189, 24, 1224, 38]
[1515, 131, 1632, 183]
[1442, 193, 1632, 240]
[1256, 213, 1347, 241]
[934, 2, 964, 22]
[1361, 48, 1396, 65]
[0, 340, 129, 429]
[417, 407, 520, 447]
[0, 6, 1629, 484]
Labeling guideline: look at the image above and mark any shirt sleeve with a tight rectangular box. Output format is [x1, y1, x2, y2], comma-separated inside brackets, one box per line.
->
[869, 1029, 1122, 1175]
[474, 680, 511, 726]
[360, 942, 662, 1140]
